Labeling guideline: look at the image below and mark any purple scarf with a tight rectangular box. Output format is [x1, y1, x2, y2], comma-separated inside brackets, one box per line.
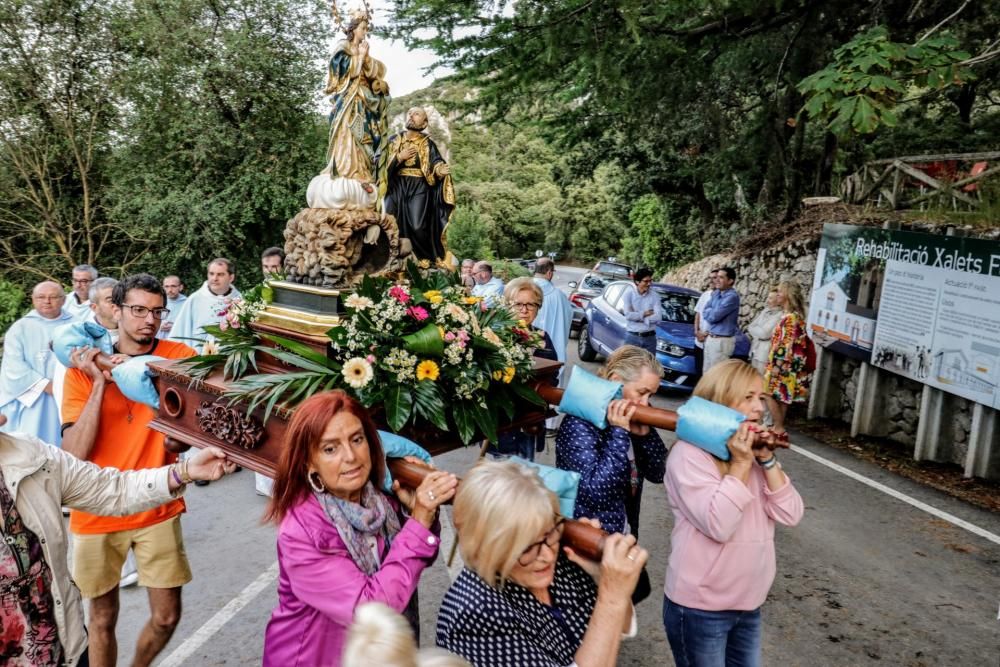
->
[316, 482, 402, 575]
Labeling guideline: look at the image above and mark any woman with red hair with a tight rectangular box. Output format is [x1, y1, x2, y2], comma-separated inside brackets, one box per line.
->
[262, 390, 457, 667]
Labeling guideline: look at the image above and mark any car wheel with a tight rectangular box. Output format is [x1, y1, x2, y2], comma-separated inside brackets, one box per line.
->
[577, 322, 598, 361]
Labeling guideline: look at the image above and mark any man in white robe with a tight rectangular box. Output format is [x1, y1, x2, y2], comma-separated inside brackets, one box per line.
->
[65, 264, 98, 320]
[532, 258, 573, 432]
[168, 258, 240, 352]
[0, 281, 73, 445]
[157, 275, 187, 339]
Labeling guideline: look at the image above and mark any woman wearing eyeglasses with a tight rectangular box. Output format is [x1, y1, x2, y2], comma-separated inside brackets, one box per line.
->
[489, 278, 557, 461]
[437, 459, 647, 667]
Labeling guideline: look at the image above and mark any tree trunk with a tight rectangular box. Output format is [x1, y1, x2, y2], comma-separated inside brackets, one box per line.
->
[814, 131, 839, 196]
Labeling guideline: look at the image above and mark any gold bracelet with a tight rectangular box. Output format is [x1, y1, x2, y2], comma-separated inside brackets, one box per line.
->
[181, 459, 194, 484]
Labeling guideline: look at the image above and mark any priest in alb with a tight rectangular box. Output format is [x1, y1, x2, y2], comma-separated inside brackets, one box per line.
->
[169, 259, 241, 352]
[0, 281, 74, 445]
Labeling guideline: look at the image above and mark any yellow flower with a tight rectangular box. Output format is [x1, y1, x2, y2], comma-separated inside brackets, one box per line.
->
[462, 296, 481, 305]
[424, 290, 443, 304]
[437, 325, 446, 339]
[502, 366, 516, 384]
[517, 319, 528, 327]
[492, 370, 503, 381]
[418, 259, 431, 269]
[416, 360, 440, 381]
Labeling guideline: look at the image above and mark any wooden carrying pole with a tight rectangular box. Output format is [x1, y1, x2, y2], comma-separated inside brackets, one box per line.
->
[387, 458, 607, 561]
[533, 383, 680, 431]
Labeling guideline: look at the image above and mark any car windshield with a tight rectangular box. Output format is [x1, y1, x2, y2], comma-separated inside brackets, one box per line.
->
[656, 290, 697, 323]
[581, 274, 609, 290]
[595, 262, 630, 277]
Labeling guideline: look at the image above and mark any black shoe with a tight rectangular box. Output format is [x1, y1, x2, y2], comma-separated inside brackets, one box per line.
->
[194, 480, 210, 487]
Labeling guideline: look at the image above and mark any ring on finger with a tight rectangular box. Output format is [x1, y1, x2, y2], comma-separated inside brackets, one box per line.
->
[428, 491, 436, 501]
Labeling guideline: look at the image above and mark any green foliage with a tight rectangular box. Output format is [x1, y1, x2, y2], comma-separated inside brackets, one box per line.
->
[445, 204, 490, 260]
[621, 195, 699, 276]
[798, 27, 972, 136]
[0, 280, 26, 336]
[490, 260, 530, 282]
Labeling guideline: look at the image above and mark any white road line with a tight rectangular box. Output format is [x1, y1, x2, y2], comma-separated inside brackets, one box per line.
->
[158, 561, 279, 667]
[789, 444, 1000, 547]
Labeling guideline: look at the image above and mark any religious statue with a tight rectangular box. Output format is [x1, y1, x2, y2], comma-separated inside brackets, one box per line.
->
[377, 107, 455, 263]
[307, 5, 389, 211]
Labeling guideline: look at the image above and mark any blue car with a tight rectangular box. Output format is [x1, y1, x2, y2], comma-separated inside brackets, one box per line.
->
[577, 281, 750, 391]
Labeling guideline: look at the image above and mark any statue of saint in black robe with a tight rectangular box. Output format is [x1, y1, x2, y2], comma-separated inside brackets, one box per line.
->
[377, 115, 455, 262]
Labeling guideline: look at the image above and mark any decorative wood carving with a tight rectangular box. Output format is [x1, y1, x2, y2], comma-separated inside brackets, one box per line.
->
[194, 400, 266, 450]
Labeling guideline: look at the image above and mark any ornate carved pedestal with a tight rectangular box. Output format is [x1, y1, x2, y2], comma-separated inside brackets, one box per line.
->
[148, 357, 561, 478]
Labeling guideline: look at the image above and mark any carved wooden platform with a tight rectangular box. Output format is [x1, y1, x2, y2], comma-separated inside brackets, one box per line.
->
[148, 357, 562, 478]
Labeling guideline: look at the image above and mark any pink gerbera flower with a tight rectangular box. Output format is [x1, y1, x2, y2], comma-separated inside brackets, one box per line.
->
[407, 306, 430, 321]
[388, 285, 411, 304]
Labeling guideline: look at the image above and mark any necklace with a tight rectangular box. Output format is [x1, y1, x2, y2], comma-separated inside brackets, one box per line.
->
[125, 400, 135, 423]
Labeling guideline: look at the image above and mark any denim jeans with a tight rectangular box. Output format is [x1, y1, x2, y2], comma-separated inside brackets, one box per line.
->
[624, 332, 657, 355]
[663, 596, 762, 667]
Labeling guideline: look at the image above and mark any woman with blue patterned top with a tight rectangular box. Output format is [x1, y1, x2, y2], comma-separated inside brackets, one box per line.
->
[555, 345, 667, 538]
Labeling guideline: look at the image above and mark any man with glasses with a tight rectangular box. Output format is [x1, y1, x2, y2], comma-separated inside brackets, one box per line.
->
[156, 276, 187, 339]
[621, 267, 662, 355]
[61, 273, 196, 667]
[66, 264, 99, 320]
[0, 281, 73, 445]
[169, 258, 241, 352]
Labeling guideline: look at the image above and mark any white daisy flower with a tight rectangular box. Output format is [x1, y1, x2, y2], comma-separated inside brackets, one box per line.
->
[342, 357, 374, 389]
[344, 294, 374, 310]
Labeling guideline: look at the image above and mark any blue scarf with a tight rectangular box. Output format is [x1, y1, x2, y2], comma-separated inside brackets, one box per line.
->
[316, 481, 402, 575]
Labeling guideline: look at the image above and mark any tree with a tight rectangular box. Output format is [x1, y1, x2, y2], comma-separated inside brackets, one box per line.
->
[621, 194, 698, 276]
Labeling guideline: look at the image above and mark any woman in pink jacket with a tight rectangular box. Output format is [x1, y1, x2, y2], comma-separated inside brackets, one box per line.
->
[663, 360, 804, 667]
[262, 390, 457, 667]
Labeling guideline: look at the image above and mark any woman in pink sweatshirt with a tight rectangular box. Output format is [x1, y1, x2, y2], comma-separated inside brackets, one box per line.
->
[663, 360, 804, 666]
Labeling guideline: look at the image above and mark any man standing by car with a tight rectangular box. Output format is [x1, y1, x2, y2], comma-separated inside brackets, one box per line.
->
[692, 268, 718, 373]
[701, 266, 741, 371]
[622, 268, 662, 355]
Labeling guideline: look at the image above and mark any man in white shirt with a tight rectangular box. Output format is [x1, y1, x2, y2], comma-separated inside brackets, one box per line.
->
[692, 269, 719, 374]
[621, 268, 662, 355]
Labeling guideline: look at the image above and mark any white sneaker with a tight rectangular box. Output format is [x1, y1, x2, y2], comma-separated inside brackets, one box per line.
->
[120, 551, 139, 588]
[119, 571, 139, 588]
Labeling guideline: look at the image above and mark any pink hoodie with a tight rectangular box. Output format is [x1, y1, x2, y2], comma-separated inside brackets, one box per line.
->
[664, 440, 804, 611]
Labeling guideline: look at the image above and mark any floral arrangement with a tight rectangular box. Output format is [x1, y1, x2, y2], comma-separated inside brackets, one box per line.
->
[183, 260, 546, 445]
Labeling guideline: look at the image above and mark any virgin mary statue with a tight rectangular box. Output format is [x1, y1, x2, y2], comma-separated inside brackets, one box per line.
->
[307, 7, 390, 211]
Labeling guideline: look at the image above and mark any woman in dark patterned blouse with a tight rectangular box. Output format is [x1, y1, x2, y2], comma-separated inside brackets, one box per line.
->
[555, 345, 667, 538]
[436, 460, 647, 667]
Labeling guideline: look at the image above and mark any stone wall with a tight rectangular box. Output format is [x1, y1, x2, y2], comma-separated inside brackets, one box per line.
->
[662, 211, 995, 468]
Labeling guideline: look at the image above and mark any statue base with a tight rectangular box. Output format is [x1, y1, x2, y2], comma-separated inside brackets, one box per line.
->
[283, 207, 408, 288]
[256, 281, 345, 337]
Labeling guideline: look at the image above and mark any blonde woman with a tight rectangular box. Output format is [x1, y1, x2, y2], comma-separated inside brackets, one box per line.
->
[663, 360, 803, 666]
[437, 460, 646, 667]
[343, 602, 470, 667]
[555, 345, 665, 537]
[763, 281, 811, 440]
[491, 278, 557, 461]
[745, 287, 783, 372]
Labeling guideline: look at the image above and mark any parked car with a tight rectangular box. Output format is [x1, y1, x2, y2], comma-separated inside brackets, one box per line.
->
[591, 260, 634, 279]
[567, 272, 611, 337]
[577, 280, 751, 391]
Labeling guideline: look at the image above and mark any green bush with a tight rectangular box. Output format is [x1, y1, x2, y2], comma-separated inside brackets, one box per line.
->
[491, 260, 530, 283]
[0, 280, 26, 338]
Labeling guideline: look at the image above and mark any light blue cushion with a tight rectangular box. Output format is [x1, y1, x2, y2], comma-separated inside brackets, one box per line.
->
[509, 456, 581, 518]
[51, 321, 113, 367]
[675, 396, 747, 462]
[111, 356, 163, 409]
[378, 430, 432, 492]
[557, 366, 623, 430]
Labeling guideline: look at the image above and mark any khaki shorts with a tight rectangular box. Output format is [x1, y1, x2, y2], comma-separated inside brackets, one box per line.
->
[72, 515, 192, 598]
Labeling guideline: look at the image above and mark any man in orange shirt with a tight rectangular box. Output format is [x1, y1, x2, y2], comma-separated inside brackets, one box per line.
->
[62, 273, 196, 667]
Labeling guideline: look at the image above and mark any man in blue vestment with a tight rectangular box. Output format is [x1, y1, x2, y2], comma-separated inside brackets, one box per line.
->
[0, 281, 73, 444]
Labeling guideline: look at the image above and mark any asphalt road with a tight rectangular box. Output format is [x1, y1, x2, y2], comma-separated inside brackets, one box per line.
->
[99, 267, 1000, 666]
